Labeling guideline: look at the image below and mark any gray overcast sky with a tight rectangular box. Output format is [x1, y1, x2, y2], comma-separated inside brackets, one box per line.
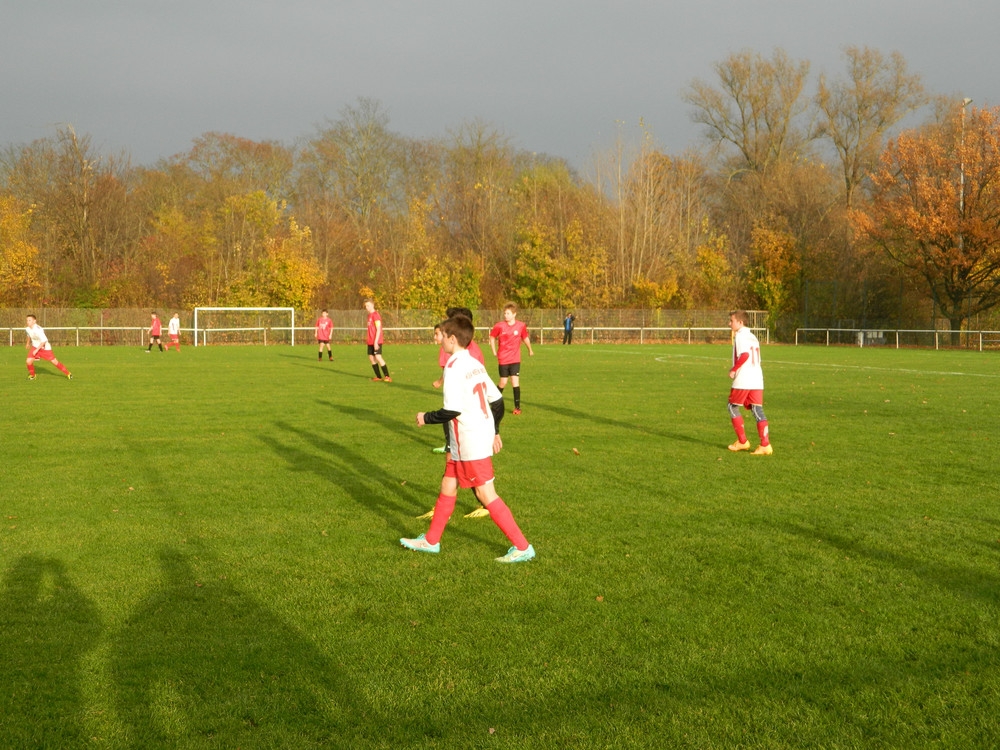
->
[2, 0, 997, 170]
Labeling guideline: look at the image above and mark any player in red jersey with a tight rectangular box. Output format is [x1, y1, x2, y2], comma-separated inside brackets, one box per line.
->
[315, 310, 334, 361]
[146, 312, 164, 353]
[364, 298, 391, 382]
[727, 310, 773, 455]
[401, 314, 535, 563]
[489, 302, 533, 414]
[24, 315, 72, 380]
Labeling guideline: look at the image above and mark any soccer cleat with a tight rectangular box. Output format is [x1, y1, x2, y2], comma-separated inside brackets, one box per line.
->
[371, 377, 383, 382]
[67, 373, 73, 380]
[728, 440, 751, 452]
[383, 376, 393, 383]
[400, 533, 440, 553]
[752, 444, 773, 456]
[512, 407, 521, 415]
[496, 544, 536, 563]
[464, 507, 490, 519]
[415, 510, 435, 520]
[144, 350, 150, 354]
[28, 375, 36, 381]
[431, 446, 447, 454]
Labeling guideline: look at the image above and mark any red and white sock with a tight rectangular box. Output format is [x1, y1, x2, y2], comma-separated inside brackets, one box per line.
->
[732, 416, 748, 444]
[757, 420, 770, 447]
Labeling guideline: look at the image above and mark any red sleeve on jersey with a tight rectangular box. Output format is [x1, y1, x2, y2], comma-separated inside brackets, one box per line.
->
[730, 351, 749, 376]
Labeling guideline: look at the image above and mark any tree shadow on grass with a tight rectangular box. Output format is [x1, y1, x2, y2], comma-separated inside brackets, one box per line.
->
[780, 521, 1000, 606]
[0, 555, 101, 748]
[530, 401, 717, 447]
[110, 547, 379, 748]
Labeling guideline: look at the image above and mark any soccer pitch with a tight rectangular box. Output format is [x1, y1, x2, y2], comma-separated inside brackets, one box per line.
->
[2, 342, 999, 748]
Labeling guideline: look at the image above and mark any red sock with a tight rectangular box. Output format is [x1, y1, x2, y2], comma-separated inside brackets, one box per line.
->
[27, 363, 35, 376]
[757, 420, 770, 447]
[425, 494, 456, 544]
[55, 362, 69, 375]
[732, 416, 748, 443]
[487, 498, 528, 550]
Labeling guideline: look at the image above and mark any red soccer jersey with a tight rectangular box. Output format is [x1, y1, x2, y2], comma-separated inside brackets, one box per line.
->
[366, 311, 383, 345]
[490, 320, 529, 365]
[315, 317, 333, 340]
[149, 317, 162, 336]
[441, 340, 483, 367]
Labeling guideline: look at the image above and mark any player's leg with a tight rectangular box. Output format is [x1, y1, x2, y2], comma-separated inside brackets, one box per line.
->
[750, 403, 772, 454]
[727, 401, 750, 451]
[368, 351, 382, 380]
[26, 355, 36, 379]
[475, 479, 532, 559]
[510, 373, 521, 413]
[402, 475, 458, 551]
[376, 350, 390, 381]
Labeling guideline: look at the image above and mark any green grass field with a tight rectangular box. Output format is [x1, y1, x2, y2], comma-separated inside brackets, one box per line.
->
[2, 340, 999, 748]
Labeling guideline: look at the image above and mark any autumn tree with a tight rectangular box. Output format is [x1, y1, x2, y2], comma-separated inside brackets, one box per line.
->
[852, 105, 1000, 333]
[0, 196, 43, 304]
[815, 47, 926, 208]
[684, 49, 811, 177]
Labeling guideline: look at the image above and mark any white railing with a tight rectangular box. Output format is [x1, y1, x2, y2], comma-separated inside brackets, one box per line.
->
[1, 325, 752, 346]
[795, 327, 1000, 351]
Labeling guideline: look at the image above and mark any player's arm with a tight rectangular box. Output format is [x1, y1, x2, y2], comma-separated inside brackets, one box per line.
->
[489, 396, 504, 434]
[489, 334, 498, 357]
[524, 332, 534, 356]
[729, 352, 749, 379]
[419, 408, 460, 426]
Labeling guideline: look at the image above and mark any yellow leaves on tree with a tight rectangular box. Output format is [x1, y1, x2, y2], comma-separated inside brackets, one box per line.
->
[749, 221, 800, 316]
[0, 197, 42, 305]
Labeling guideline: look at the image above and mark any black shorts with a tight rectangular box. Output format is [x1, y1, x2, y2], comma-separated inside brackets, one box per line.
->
[367, 343, 383, 356]
[498, 362, 520, 378]
[317, 339, 330, 345]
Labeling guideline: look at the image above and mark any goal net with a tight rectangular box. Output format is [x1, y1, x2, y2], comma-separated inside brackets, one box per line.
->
[193, 307, 296, 346]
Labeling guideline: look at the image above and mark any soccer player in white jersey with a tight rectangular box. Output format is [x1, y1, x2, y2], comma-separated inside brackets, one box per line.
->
[401, 315, 536, 563]
[24, 314, 72, 380]
[727, 310, 772, 455]
[167, 313, 181, 351]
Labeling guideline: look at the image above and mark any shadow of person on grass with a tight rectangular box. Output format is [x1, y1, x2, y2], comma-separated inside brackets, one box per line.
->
[109, 547, 378, 748]
[530, 400, 717, 446]
[0, 555, 101, 748]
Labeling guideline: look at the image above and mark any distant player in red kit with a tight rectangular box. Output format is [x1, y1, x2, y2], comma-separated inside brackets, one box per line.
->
[315, 310, 334, 361]
[401, 314, 535, 563]
[25, 315, 72, 380]
[727, 309, 772, 455]
[364, 298, 391, 382]
[146, 312, 164, 353]
[489, 302, 533, 414]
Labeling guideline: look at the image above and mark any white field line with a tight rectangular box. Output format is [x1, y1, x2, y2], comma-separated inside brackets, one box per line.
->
[652, 352, 1000, 379]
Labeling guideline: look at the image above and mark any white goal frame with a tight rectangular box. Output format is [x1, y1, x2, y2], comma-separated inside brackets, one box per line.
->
[193, 307, 296, 346]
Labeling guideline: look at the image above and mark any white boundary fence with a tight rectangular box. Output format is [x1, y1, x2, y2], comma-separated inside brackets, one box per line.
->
[0, 324, 756, 347]
[795, 327, 1000, 351]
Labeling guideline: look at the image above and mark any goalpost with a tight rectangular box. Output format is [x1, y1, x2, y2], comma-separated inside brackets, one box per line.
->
[193, 307, 296, 346]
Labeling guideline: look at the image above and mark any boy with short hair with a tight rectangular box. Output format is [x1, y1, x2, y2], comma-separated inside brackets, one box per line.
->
[402, 315, 535, 563]
[489, 302, 533, 414]
[146, 312, 164, 353]
[315, 310, 334, 361]
[25, 315, 72, 380]
[364, 299, 391, 382]
[727, 310, 773, 455]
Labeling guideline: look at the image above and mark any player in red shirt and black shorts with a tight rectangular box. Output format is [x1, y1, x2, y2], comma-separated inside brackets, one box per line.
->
[364, 298, 391, 382]
[489, 302, 534, 415]
[315, 310, 334, 361]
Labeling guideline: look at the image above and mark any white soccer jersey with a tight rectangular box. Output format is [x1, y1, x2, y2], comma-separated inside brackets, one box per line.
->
[732, 326, 764, 390]
[442, 348, 503, 462]
[25, 323, 51, 351]
[168, 317, 180, 336]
